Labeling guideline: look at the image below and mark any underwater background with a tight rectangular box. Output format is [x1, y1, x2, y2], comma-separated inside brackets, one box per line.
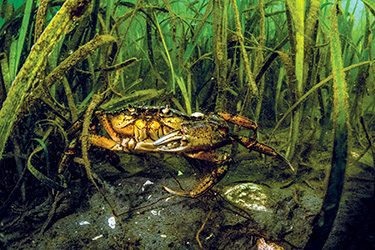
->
[0, 0, 374, 249]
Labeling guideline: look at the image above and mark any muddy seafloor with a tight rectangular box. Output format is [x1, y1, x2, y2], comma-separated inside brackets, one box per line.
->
[3, 143, 374, 250]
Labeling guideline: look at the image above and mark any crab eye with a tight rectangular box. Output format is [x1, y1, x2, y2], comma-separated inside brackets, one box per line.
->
[162, 105, 170, 115]
[128, 106, 135, 113]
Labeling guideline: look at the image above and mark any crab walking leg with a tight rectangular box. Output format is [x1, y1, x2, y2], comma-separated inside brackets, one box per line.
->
[163, 165, 228, 198]
[184, 150, 230, 164]
[90, 134, 124, 151]
[163, 150, 230, 197]
[97, 112, 122, 142]
[218, 112, 258, 135]
[238, 136, 294, 171]
[237, 136, 277, 156]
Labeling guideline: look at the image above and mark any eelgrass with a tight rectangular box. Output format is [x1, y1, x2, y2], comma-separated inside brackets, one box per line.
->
[0, 0, 93, 160]
[13, 0, 33, 77]
[213, 0, 229, 111]
[34, 0, 49, 42]
[285, 0, 304, 160]
[304, 3, 350, 248]
[362, 0, 375, 15]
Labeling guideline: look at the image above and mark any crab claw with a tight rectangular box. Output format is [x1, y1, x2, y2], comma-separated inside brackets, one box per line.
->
[237, 136, 294, 172]
[154, 121, 230, 153]
[153, 130, 191, 152]
[154, 130, 182, 145]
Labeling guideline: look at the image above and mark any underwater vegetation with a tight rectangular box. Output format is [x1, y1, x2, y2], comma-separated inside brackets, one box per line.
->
[0, 0, 373, 249]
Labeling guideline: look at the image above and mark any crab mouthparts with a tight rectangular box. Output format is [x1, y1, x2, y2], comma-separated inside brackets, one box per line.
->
[153, 131, 189, 152]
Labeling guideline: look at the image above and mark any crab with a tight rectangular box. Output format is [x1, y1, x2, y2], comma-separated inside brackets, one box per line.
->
[87, 105, 292, 198]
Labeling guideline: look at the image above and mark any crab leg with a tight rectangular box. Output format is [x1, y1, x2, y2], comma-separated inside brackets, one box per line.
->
[237, 136, 294, 171]
[90, 134, 122, 150]
[96, 112, 122, 142]
[184, 151, 229, 165]
[163, 165, 228, 198]
[237, 136, 277, 156]
[163, 150, 230, 198]
[218, 112, 258, 135]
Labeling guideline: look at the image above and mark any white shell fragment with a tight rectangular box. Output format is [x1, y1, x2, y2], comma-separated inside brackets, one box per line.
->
[141, 180, 154, 192]
[78, 220, 90, 226]
[107, 216, 116, 229]
[92, 234, 103, 240]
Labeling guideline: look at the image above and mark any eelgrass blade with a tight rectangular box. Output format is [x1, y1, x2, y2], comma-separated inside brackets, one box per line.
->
[274, 67, 285, 116]
[153, 12, 175, 92]
[304, 3, 350, 248]
[213, 0, 229, 111]
[254, 0, 266, 121]
[361, 0, 375, 16]
[0, 64, 6, 108]
[176, 75, 191, 115]
[231, 0, 258, 97]
[105, 0, 114, 31]
[27, 138, 66, 191]
[14, 0, 33, 76]
[183, 2, 212, 64]
[285, 0, 304, 159]
[304, 0, 320, 86]
[34, 0, 49, 42]
[9, 38, 17, 82]
[99, 89, 166, 111]
[0, 53, 12, 90]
